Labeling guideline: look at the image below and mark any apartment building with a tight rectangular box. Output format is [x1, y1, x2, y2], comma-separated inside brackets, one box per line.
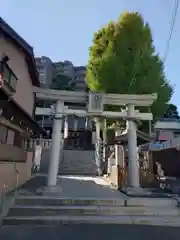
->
[36, 56, 87, 90]
[53, 60, 75, 80]
[35, 57, 92, 148]
[0, 17, 45, 194]
[35, 56, 53, 88]
[74, 66, 87, 91]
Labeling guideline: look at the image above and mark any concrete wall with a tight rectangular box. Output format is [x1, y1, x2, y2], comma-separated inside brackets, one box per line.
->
[0, 152, 33, 195]
[0, 144, 27, 161]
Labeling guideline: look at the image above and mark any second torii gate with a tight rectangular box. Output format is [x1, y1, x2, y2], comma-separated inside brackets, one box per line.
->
[34, 87, 157, 189]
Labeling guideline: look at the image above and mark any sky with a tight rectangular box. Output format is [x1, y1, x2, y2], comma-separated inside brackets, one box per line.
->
[0, 0, 179, 108]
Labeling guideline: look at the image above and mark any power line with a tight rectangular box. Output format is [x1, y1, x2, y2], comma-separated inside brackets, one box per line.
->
[163, 0, 179, 63]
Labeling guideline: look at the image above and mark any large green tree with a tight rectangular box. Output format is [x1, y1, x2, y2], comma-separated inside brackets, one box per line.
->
[87, 12, 173, 121]
[51, 74, 76, 90]
[164, 103, 179, 119]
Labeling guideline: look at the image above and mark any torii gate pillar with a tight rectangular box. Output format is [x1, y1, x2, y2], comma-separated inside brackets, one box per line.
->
[127, 104, 139, 188]
[47, 100, 64, 186]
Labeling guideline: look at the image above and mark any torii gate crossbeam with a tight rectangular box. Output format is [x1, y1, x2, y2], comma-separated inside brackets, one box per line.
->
[33, 87, 157, 189]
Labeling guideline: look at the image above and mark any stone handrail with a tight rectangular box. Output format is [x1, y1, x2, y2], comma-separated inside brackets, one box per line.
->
[24, 138, 64, 150]
[24, 139, 52, 149]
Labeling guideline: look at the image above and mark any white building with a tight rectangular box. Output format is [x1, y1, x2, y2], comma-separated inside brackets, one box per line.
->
[154, 118, 180, 141]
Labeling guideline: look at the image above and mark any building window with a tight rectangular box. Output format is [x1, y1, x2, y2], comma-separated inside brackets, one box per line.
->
[14, 131, 24, 148]
[0, 61, 18, 91]
[41, 59, 46, 63]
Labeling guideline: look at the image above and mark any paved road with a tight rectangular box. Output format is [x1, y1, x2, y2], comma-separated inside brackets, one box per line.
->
[0, 224, 180, 240]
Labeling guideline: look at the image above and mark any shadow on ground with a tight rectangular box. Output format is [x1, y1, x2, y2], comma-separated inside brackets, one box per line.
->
[0, 224, 180, 240]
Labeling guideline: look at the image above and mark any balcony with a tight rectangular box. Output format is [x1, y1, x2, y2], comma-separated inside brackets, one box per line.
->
[1, 61, 18, 95]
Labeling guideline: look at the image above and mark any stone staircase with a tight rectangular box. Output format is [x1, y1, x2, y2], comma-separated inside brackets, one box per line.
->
[3, 195, 180, 226]
[40, 149, 98, 176]
[59, 150, 97, 175]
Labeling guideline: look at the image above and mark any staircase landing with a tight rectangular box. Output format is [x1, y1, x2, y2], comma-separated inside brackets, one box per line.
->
[16, 175, 128, 199]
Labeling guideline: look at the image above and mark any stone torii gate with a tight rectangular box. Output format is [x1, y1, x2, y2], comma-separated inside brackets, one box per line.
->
[34, 87, 157, 189]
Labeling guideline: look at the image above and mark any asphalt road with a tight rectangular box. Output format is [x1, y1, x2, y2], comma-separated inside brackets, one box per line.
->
[0, 224, 180, 240]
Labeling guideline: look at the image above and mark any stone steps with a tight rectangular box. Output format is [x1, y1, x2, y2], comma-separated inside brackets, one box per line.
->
[59, 150, 97, 175]
[3, 196, 180, 226]
[3, 215, 180, 227]
[40, 149, 97, 175]
[59, 166, 96, 170]
[59, 169, 97, 174]
[14, 196, 126, 206]
[13, 196, 178, 207]
[60, 161, 97, 167]
[60, 162, 96, 166]
[7, 205, 180, 217]
[59, 163, 97, 175]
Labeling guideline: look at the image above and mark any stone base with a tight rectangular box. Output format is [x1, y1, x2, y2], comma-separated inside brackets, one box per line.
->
[96, 168, 103, 176]
[122, 187, 151, 196]
[122, 187, 178, 198]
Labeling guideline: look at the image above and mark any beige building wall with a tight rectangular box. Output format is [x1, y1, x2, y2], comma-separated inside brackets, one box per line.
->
[0, 37, 34, 116]
[0, 35, 36, 193]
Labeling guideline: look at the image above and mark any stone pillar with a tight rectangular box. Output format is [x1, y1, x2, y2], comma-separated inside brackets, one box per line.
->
[127, 104, 139, 188]
[103, 118, 107, 162]
[115, 128, 122, 167]
[64, 115, 68, 139]
[88, 117, 92, 130]
[107, 149, 114, 175]
[95, 117, 102, 175]
[92, 131, 96, 145]
[85, 116, 88, 130]
[47, 100, 64, 187]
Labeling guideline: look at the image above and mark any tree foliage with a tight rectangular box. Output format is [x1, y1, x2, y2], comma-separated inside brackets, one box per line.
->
[164, 103, 179, 119]
[51, 74, 76, 90]
[87, 12, 173, 120]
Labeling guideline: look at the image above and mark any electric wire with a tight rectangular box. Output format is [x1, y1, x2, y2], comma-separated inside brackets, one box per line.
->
[163, 0, 179, 63]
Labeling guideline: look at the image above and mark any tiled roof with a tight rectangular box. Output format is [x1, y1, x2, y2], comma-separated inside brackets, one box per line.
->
[0, 17, 39, 86]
